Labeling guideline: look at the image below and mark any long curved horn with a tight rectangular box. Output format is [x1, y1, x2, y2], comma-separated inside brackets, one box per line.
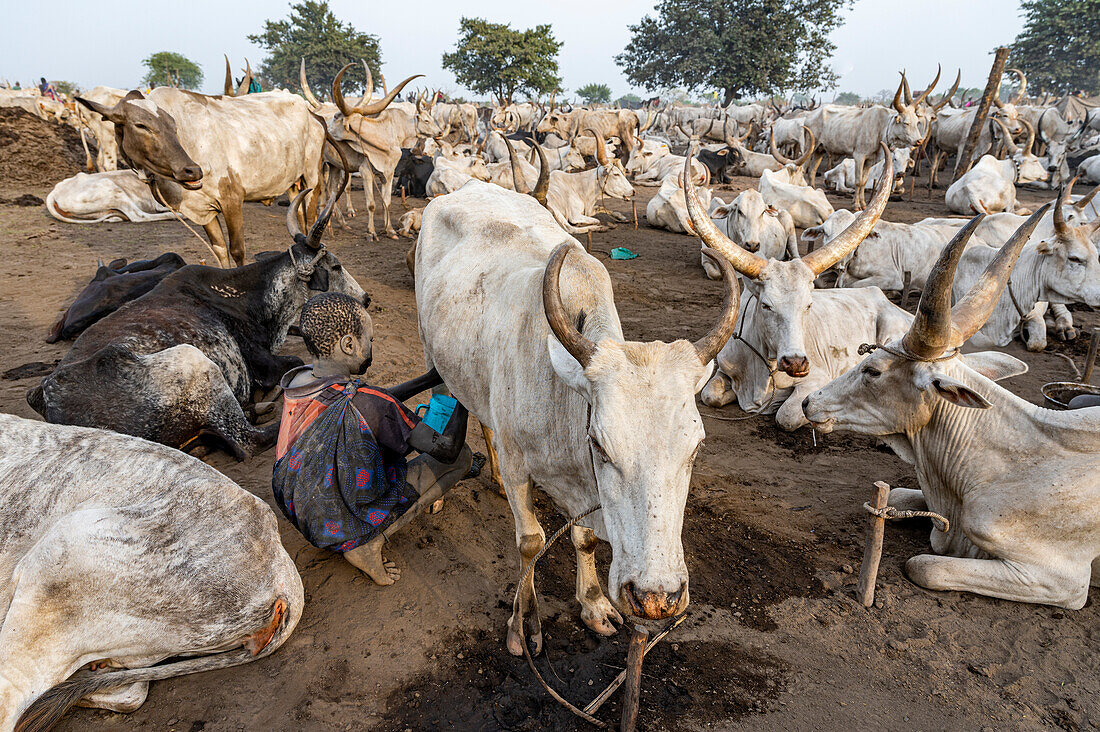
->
[334, 63, 423, 117]
[793, 126, 815, 166]
[949, 204, 1048, 346]
[236, 59, 252, 97]
[801, 142, 894, 275]
[586, 128, 609, 166]
[223, 55, 234, 96]
[1054, 177, 1076, 237]
[639, 109, 653, 133]
[304, 114, 351, 249]
[914, 64, 940, 107]
[694, 247, 742, 364]
[503, 136, 528, 194]
[361, 59, 373, 103]
[531, 141, 549, 206]
[769, 128, 792, 165]
[901, 214, 985, 358]
[992, 117, 1019, 155]
[1073, 183, 1100, 210]
[901, 71, 913, 106]
[543, 243, 597, 367]
[892, 75, 907, 113]
[1008, 68, 1027, 105]
[682, 144, 768, 279]
[1020, 118, 1036, 155]
[286, 188, 309, 241]
[935, 69, 962, 111]
[299, 58, 322, 108]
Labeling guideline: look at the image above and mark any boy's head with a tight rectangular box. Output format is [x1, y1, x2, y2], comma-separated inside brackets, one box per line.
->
[299, 293, 373, 374]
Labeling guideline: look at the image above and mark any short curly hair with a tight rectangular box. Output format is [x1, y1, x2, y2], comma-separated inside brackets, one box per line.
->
[299, 293, 366, 359]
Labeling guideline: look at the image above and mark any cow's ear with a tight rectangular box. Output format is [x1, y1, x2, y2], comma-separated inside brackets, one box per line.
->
[929, 374, 993, 409]
[307, 268, 329, 292]
[547, 335, 591, 398]
[959, 351, 1028, 381]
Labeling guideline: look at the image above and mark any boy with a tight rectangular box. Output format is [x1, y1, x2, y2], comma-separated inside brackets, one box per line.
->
[274, 292, 475, 585]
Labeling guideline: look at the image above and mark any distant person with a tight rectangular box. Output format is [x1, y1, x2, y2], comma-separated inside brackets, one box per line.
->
[12, 81, 20, 90]
[38, 77, 57, 101]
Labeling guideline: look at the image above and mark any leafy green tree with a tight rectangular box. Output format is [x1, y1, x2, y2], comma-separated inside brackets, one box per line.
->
[249, 0, 382, 100]
[616, 93, 643, 106]
[442, 17, 562, 104]
[834, 91, 861, 105]
[52, 81, 79, 96]
[1011, 0, 1100, 95]
[616, 0, 852, 106]
[577, 83, 612, 104]
[141, 52, 203, 89]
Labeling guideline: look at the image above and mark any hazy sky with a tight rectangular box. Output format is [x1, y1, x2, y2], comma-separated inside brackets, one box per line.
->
[1, 0, 1025, 100]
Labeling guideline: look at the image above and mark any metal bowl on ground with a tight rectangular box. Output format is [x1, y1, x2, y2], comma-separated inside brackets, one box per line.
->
[1042, 381, 1100, 409]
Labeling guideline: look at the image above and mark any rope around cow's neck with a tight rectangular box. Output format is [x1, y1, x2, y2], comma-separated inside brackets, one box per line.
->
[134, 168, 223, 265]
[857, 342, 960, 363]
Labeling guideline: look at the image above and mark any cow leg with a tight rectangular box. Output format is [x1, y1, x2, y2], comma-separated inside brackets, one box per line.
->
[479, 422, 505, 496]
[379, 171, 400, 240]
[700, 370, 736, 407]
[503, 472, 546, 657]
[201, 220, 232, 268]
[905, 554, 1091, 609]
[571, 525, 622, 637]
[224, 200, 247, 268]
[776, 383, 820, 431]
[360, 163, 378, 241]
[852, 155, 869, 210]
[1020, 302, 1049, 352]
[887, 487, 927, 512]
[1049, 303, 1076, 341]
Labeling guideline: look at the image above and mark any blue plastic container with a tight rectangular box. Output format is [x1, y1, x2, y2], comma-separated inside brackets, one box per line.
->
[416, 394, 457, 434]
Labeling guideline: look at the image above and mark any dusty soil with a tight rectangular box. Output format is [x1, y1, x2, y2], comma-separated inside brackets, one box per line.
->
[0, 108, 88, 187]
[1, 156, 1098, 732]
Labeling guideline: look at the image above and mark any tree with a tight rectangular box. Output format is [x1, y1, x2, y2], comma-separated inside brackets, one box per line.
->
[577, 83, 612, 104]
[141, 52, 203, 90]
[833, 91, 861, 105]
[52, 81, 79, 96]
[616, 0, 852, 107]
[616, 93, 643, 106]
[249, 0, 381, 100]
[442, 18, 562, 104]
[1011, 0, 1100, 95]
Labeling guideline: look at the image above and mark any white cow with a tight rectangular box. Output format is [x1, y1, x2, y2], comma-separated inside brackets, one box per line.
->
[824, 147, 913, 195]
[702, 190, 797, 279]
[626, 138, 708, 186]
[802, 210, 1100, 610]
[46, 170, 175, 224]
[946, 154, 1025, 215]
[414, 180, 740, 654]
[425, 150, 491, 196]
[759, 166, 834, 228]
[0, 415, 302, 730]
[646, 173, 710, 234]
[545, 133, 635, 234]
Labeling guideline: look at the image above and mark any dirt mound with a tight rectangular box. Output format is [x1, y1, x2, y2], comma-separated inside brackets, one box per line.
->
[0, 108, 87, 188]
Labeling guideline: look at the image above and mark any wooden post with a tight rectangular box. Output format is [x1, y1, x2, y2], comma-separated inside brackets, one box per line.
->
[632, 200, 638, 230]
[952, 47, 1010, 184]
[1084, 328, 1100, 384]
[620, 625, 649, 732]
[586, 231, 592, 252]
[900, 271, 913, 310]
[857, 481, 891, 608]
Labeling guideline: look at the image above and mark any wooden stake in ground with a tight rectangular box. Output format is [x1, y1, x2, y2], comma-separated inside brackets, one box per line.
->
[1083, 328, 1100, 384]
[952, 47, 1010, 184]
[857, 481, 892, 607]
[586, 231, 592, 252]
[632, 200, 638, 230]
[900, 271, 913, 310]
[620, 625, 649, 732]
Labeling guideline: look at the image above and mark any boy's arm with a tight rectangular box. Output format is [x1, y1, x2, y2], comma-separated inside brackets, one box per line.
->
[389, 368, 444, 402]
[407, 400, 468, 464]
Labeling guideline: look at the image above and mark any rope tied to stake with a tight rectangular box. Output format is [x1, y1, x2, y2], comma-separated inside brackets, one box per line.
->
[858, 342, 960, 363]
[862, 501, 950, 532]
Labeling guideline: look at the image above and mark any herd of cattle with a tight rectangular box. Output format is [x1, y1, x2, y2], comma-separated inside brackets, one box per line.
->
[1, 58, 1099, 729]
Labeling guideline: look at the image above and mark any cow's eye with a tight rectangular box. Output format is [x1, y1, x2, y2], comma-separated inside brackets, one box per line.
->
[760, 302, 773, 311]
[862, 365, 881, 378]
[134, 123, 148, 131]
[1069, 255, 1086, 265]
[589, 435, 610, 463]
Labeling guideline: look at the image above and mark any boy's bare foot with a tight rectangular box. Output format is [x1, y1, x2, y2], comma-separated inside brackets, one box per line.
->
[344, 536, 401, 585]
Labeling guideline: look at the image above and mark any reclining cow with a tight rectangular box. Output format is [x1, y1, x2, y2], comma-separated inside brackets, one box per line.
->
[702, 190, 797, 278]
[625, 137, 708, 186]
[759, 165, 834, 228]
[47, 253, 187, 343]
[823, 147, 913, 196]
[544, 132, 635, 234]
[46, 170, 175, 224]
[29, 173, 366, 460]
[801, 207, 1100, 610]
[945, 148, 1044, 215]
[415, 180, 741, 655]
[646, 172, 711, 234]
[0, 415, 303, 731]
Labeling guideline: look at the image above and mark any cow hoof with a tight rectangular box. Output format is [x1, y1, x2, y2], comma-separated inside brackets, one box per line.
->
[506, 626, 542, 657]
[1059, 327, 1078, 342]
[581, 604, 623, 637]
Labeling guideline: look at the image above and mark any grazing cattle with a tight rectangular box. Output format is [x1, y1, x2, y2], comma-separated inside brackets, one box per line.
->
[300, 60, 438, 240]
[393, 147, 435, 198]
[802, 209, 1100, 610]
[46, 170, 175, 224]
[646, 172, 710, 234]
[954, 185, 1100, 349]
[415, 180, 741, 654]
[804, 69, 938, 208]
[76, 86, 325, 267]
[0, 415, 302, 731]
[29, 176, 365, 460]
[685, 143, 895, 383]
[804, 210, 963, 291]
[758, 165, 834, 228]
[545, 132, 635, 234]
[702, 190, 797, 278]
[824, 147, 913, 195]
[47, 253, 187, 343]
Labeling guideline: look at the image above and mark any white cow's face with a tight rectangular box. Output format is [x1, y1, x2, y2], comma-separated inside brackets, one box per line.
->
[722, 190, 781, 253]
[1037, 224, 1100, 308]
[886, 106, 924, 148]
[548, 337, 711, 619]
[625, 140, 669, 175]
[537, 110, 573, 137]
[599, 163, 635, 200]
[744, 259, 818, 377]
[1014, 151, 1050, 185]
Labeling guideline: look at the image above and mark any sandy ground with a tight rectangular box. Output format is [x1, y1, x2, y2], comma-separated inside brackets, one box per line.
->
[0, 167, 1098, 732]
